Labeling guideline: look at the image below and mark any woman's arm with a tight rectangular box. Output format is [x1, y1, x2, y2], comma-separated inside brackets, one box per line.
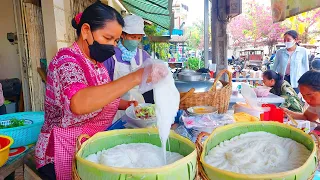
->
[283, 108, 307, 120]
[304, 110, 319, 121]
[118, 99, 138, 110]
[70, 69, 143, 115]
[283, 108, 319, 121]
[280, 83, 303, 113]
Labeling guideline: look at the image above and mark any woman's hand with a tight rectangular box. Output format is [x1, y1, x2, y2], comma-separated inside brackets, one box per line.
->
[118, 99, 138, 110]
[281, 107, 308, 120]
[133, 64, 169, 85]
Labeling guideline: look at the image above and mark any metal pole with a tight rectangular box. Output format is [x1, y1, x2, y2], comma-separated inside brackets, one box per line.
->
[211, 0, 217, 66]
[204, 0, 209, 68]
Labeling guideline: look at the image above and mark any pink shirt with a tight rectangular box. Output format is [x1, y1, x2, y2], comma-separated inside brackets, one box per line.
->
[285, 51, 294, 75]
[35, 42, 120, 179]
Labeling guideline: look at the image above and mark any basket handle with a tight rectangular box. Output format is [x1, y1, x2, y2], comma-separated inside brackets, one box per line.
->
[73, 134, 91, 180]
[195, 132, 210, 180]
[210, 69, 232, 91]
[180, 88, 196, 102]
[76, 134, 91, 152]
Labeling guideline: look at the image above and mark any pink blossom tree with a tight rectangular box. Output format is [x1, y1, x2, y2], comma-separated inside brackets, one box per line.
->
[228, 0, 288, 54]
[286, 8, 320, 43]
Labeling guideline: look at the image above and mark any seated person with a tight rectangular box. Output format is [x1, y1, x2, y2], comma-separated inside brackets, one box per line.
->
[262, 70, 303, 113]
[283, 59, 320, 121]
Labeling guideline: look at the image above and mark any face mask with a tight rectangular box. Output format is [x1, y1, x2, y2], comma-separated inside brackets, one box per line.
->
[123, 39, 140, 51]
[285, 41, 295, 49]
[86, 33, 115, 63]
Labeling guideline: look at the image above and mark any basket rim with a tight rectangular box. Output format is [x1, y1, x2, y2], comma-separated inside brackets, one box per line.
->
[0, 135, 14, 152]
[200, 121, 317, 179]
[0, 120, 42, 132]
[76, 128, 197, 174]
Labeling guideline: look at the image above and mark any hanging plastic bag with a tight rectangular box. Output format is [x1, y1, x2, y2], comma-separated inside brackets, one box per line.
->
[138, 58, 170, 94]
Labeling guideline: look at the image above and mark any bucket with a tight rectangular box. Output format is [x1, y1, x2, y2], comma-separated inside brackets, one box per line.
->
[197, 122, 319, 180]
[261, 104, 284, 123]
[73, 129, 197, 180]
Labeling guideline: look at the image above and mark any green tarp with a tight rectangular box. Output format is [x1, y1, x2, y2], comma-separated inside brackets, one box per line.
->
[120, 0, 173, 29]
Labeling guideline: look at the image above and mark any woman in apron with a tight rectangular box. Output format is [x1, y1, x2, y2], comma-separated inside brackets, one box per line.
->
[103, 15, 153, 121]
[35, 2, 166, 179]
[283, 59, 320, 121]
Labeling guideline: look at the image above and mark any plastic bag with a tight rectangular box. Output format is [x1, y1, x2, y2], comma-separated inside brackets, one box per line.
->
[181, 111, 235, 133]
[138, 58, 170, 94]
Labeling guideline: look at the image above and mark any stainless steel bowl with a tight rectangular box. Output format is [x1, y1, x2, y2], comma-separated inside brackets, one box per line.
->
[177, 72, 203, 81]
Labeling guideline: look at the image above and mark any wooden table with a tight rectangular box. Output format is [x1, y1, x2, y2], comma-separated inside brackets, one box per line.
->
[0, 146, 34, 180]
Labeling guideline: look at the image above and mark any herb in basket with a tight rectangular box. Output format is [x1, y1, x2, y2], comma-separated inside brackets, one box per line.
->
[0, 118, 25, 129]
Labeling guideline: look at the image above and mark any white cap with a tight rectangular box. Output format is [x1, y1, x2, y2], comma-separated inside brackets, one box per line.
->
[122, 15, 145, 35]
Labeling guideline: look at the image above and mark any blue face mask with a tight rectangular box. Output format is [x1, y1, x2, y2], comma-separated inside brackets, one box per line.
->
[123, 39, 140, 51]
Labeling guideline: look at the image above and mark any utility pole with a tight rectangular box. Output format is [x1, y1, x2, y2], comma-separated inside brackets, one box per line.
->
[204, 0, 209, 68]
[211, 0, 228, 76]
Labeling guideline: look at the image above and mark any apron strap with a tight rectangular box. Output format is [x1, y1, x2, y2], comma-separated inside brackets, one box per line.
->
[139, 49, 143, 66]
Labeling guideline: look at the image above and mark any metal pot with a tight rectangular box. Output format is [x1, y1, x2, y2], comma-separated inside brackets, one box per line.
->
[175, 79, 215, 92]
[177, 72, 203, 81]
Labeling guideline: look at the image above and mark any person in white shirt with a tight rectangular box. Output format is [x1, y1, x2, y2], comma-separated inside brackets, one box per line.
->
[283, 59, 320, 121]
[272, 30, 309, 93]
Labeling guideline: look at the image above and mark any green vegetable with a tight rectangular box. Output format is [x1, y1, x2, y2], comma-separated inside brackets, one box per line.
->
[4, 100, 11, 105]
[0, 118, 25, 129]
[135, 105, 156, 119]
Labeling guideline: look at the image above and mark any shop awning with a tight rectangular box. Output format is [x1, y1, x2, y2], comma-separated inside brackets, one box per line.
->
[272, 0, 320, 22]
[119, 0, 173, 30]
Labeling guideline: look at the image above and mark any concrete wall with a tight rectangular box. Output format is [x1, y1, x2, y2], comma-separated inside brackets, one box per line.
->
[0, 0, 21, 79]
[41, 0, 126, 62]
[41, 0, 75, 62]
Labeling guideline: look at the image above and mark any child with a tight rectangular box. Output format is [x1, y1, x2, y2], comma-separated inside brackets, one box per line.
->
[262, 70, 303, 112]
[283, 59, 320, 121]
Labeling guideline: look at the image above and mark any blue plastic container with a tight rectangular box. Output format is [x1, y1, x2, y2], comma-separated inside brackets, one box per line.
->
[0, 112, 44, 148]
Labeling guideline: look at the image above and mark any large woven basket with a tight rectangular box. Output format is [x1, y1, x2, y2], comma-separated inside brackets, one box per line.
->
[196, 122, 319, 180]
[179, 69, 232, 113]
[72, 129, 197, 180]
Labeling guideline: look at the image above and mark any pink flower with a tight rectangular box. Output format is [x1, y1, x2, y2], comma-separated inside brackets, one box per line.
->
[75, 13, 83, 25]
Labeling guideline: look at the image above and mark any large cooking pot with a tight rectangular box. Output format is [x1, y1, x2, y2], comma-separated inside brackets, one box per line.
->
[177, 70, 210, 82]
[175, 79, 216, 93]
[174, 69, 221, 93]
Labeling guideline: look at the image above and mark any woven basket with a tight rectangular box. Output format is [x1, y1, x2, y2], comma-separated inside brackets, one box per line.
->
[72, 129, 197, 180]
[0, 112, 44, 148]
[179, 69, 232, 113]
[196, 122, 319, 180]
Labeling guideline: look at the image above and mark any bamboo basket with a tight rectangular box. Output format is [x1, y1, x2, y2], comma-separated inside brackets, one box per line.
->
[179, 69, 232, 113]
[196, 122, 319, 180]
[72, 129, 197, 180]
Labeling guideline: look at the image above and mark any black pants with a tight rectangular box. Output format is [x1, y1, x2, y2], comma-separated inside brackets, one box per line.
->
[284, 75, 299, 94]
[38, 163, 56, 180]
